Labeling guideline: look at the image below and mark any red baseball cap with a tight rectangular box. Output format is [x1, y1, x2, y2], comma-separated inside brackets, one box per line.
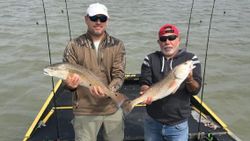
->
[158, 24, 179, 37]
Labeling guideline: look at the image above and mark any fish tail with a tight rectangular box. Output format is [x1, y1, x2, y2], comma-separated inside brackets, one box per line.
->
[121, 100, 135, 116]
[111, 92, 129, 108]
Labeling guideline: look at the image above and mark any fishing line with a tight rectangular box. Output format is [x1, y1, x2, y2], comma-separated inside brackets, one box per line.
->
[41, 0, 61, 139]
[197, 0, 217, 139]
[64, 0, 72, 40]
[185, 0, 195, 48]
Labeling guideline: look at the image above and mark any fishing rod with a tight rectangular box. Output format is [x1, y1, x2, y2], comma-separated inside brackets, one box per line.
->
[41, 0, 61, 140]
[185, 0, 218, 140]
[185, 0, 195, 48]
[64, 0, 72, 40]
[197, 0, 217, 140]
[39, 0, 72, 140]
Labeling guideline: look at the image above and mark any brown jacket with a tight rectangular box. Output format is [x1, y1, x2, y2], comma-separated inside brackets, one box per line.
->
[63, 32, 126, 115]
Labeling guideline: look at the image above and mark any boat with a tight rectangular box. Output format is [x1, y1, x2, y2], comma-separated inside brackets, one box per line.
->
[23, 74, 241, 141]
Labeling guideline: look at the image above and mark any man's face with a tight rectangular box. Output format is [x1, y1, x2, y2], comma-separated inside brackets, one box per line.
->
[85, 14, 108, 36]
[158, 32, 180, 58]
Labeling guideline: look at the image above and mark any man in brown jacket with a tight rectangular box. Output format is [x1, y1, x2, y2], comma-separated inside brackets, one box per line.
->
[63, 3, 126, 141]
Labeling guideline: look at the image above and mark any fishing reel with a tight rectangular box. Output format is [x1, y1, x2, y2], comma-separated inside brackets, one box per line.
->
[190, 132, 218, 141]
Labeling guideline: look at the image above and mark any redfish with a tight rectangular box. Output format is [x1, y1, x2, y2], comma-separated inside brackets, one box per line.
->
[43, 62, 128, 107]
[122, 60, 194, 115]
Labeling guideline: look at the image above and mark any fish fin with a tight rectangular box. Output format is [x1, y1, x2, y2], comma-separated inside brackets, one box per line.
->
[192, 65, 196, 70]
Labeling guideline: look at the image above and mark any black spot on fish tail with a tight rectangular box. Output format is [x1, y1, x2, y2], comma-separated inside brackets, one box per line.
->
[121, 99, 134, 116]
[110, 92, 128, 108]
[116, 95, 128, 107]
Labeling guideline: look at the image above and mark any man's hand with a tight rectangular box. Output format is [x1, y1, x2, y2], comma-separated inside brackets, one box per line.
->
[139, 85, 153, 105]
[65, 73, 80, 90]
[89, 86, 106, 97]
[186, 70, 200, 92]
[139, 85, 150, 95]
[186, 71, 194, 83]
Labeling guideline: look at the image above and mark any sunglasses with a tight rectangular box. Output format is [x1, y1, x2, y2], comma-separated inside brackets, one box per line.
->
[159, 35, 177, 42]
[89, 15, 108, 23]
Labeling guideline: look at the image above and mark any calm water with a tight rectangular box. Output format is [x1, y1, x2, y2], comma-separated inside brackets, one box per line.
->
[0, 0, 250, 140]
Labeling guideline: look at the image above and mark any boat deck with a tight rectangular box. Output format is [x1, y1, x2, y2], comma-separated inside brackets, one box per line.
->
[24, 75, 239, 141]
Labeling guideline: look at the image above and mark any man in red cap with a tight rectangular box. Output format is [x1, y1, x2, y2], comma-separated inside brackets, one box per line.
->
[139, 23, 202, 141]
